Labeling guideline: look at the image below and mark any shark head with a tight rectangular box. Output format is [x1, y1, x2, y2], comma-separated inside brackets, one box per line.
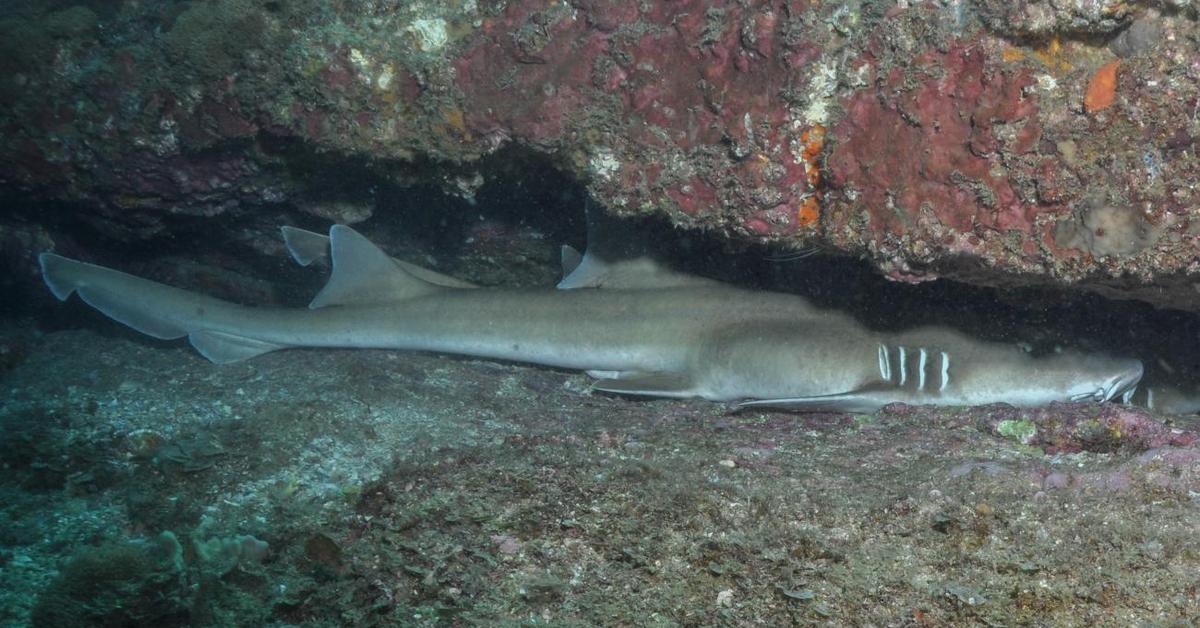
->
[730, 325, 1146, 413]
[1021, 350, 1144, 405]
[940, 346, 1144, 409]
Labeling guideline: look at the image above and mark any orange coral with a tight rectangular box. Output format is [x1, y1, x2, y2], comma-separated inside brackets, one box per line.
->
[796, 124, 825, 227]
[796, 195, 820, 227]
[1084, 60, 1120, 113]
[800, 124, 825, 187]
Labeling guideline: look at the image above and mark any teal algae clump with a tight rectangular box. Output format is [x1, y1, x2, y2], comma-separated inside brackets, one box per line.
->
[30, 535, 189, 627]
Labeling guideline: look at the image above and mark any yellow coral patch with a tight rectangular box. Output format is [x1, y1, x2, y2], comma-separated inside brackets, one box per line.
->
[440, 107, 471, 141]
[1032, 36, 1074, 73]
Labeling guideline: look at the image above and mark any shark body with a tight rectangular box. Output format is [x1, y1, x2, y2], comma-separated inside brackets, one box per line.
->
[39, 224, 1144, 413]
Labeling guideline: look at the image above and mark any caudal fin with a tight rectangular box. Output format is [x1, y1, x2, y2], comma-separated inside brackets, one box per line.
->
[40, 253, 193, 340]
[38, 253, 284, 363]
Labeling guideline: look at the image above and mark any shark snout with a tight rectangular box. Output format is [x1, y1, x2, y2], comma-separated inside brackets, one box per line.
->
[1066, 358, 1143, 404]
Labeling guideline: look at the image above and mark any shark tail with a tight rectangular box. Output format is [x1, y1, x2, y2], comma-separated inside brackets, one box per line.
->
[39, 225, 450, 364]
[38, 252, 287, 363]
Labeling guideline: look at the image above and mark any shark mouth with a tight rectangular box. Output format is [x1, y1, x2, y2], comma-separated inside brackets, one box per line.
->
[1070, 362, 1144, 404]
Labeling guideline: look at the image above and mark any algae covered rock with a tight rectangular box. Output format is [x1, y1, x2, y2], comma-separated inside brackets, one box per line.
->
[31, 534, 189, 628]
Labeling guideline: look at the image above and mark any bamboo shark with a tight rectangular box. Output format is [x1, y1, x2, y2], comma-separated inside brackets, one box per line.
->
[39, 224, 1144, 413]
[282, 225, 1180, 410]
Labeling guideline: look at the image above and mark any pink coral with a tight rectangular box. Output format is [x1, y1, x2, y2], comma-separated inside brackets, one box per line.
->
[455, 1, 821, 232]
[827, 42, 1058, 254]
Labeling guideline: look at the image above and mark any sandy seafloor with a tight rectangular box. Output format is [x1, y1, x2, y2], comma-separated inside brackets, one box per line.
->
[1, 315, 1200, 627]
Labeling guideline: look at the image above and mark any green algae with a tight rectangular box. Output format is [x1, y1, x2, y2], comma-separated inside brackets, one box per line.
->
[996, 418, 1037, 444]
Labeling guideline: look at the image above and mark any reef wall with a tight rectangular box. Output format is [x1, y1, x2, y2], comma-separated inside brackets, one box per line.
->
[2, 1, 1199, 308]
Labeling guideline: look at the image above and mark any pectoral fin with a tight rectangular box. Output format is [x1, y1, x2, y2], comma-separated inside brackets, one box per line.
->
[736, 382, 896, 413]
[591, 372, 696, 398]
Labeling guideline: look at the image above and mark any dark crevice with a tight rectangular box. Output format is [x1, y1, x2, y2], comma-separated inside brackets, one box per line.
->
[9, 145, 1200, 404]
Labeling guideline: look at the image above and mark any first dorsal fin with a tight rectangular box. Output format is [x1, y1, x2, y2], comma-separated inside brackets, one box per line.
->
[560, 245, 583, 279]
[557, 254, 719, 290]
[557, 200, 718, 290]
[309, 225, 440, 308]
[556, 248, 612, 289]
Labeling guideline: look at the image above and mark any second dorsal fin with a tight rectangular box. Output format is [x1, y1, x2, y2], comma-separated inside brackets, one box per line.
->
[309, 225, 440, 308]
[280, 226, 329, 267]
[284, 225, 478, 289]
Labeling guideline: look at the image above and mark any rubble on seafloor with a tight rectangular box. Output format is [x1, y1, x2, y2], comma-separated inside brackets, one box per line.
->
[1, 318, 1199, 625]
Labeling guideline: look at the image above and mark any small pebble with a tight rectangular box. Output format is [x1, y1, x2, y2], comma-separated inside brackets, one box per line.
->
[1109, 19, 1161, 58]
